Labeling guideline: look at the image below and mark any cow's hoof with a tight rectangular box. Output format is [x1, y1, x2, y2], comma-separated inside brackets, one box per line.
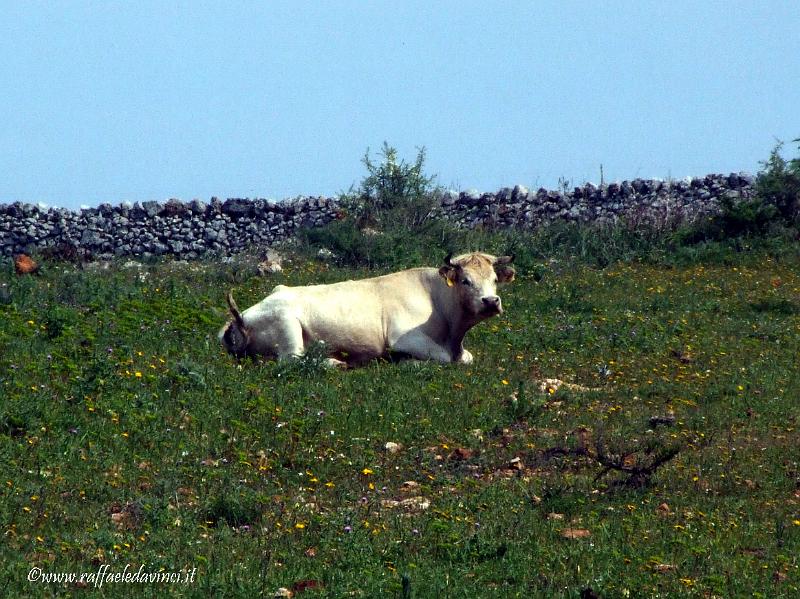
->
[459, 350, 474, 364]
[325, 358, 348, 369]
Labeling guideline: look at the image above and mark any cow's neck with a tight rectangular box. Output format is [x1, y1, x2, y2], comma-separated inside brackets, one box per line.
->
[430, 271, 482, 361]
[444, 306, 482, 361]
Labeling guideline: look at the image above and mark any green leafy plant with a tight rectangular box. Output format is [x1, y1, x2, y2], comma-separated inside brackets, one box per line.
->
[346, 142, 439, 229]
[756, 138, 800, 226]
[677, 138, 800, 244]
[302, 143, 442, 267]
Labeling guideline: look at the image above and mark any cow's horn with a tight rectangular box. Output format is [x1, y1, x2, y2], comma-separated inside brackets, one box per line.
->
[226, 291, 245, 327]
[444, 252, 455, 267]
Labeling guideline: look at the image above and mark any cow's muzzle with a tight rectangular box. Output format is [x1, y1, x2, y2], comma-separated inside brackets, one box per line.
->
[481, 296, 502, 315]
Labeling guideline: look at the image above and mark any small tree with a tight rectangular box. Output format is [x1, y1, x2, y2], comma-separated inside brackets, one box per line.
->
[344, 142, 439, 230]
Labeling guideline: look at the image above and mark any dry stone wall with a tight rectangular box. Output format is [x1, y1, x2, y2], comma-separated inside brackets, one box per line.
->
[440, 172, 755, 229]
[0, 196, 338, 260]
[1, 172, 755, 260]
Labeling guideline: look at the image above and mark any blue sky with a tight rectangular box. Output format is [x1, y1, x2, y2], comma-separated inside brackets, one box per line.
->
[1, 1, 798, 210]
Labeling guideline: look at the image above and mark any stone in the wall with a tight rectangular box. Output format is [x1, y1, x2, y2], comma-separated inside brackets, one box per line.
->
[222, 198, 253, 218]
[189, 199, 207, 215]
[162, 199, 188, 216]
[142, 201, 161, 218]
[497, 187, 513, 202]
[440, 190, 458, 206]
[460, 190, 481, 206]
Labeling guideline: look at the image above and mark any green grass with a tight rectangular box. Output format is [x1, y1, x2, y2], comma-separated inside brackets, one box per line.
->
[2, 245, 799, 597]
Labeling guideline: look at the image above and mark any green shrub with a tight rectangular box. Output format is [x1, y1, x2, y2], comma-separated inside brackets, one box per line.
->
[344, 142, 439, 230]
[300, 143, 444, 268]
[756, 138, 800, 225]
[674, 198, 779, 244]
[675, 139, 799, 244]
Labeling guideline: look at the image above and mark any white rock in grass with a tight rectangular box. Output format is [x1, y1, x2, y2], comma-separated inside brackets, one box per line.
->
[258, 260, 283, 275]
[399, 481, 420, 493]
[384, 441, 403, 454]
[380, 496, 430, 512]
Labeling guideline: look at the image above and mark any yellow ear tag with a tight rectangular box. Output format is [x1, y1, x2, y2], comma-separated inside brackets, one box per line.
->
[446, 278, 454, 287]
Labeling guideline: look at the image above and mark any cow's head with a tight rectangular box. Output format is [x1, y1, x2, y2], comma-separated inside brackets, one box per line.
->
[438, 252, 515, 319]
[219, 291, 251, 358]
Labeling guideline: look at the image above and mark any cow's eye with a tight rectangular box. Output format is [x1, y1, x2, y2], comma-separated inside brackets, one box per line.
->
[462, 278, 473, 287]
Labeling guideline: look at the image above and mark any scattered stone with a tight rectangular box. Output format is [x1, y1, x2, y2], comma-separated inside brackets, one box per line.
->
[399, 481, 420, 493]
[108, 502, 142, 531]
[561, 528, 591, 539]
[649, 415, 677, 427]
[384, 441, 402, 454]
[316, 248, 335, 261]
[258, 260, 283, 275]
[448, 447, 474, 461]
[380, 496, 430, 512]
[652, 564, 677, 573]
[538, 378, 601, 394]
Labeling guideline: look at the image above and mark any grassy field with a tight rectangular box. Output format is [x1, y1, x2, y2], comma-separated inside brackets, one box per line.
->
[1, 243, 799, 597]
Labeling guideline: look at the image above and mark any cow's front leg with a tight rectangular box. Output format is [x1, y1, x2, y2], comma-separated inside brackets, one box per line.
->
[262, 317, 306, 360]
[391, 331, 455, 363]
[457, 349, 474, 364]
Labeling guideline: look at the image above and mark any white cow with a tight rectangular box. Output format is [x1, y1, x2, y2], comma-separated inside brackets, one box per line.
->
[219, 252, 515, 367]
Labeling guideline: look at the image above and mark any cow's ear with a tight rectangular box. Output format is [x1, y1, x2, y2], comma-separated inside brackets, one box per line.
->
[493, 255, 514, 265]
[495, 264, 515, 284]
[439, 265, 458, 287]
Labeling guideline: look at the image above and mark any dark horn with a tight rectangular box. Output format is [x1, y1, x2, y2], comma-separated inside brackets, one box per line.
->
[226, 291, 245, 328]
